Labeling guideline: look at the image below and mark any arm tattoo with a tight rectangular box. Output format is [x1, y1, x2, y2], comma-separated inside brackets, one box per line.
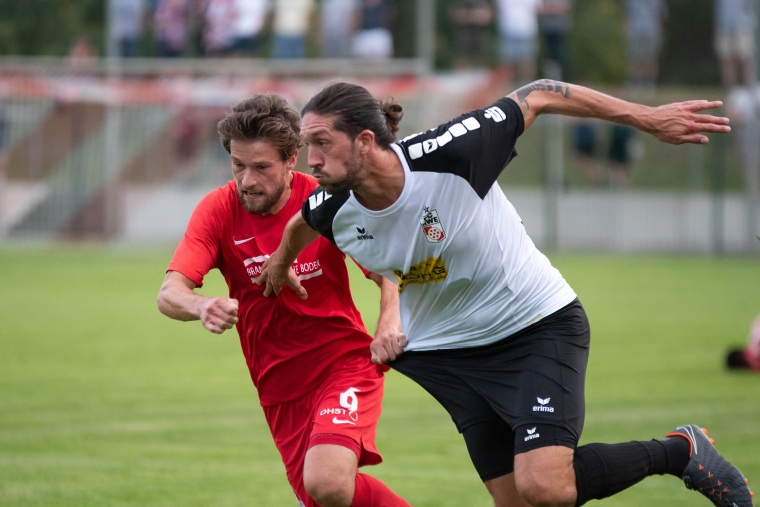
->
[515, 80, 570, 109]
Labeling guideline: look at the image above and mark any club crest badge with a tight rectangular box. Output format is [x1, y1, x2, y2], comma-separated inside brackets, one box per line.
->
[420, 208, 446, 243]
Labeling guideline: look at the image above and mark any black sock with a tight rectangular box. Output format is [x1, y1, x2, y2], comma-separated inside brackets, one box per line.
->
[573, 438, 690, 507]
[659, 435, 691, 475]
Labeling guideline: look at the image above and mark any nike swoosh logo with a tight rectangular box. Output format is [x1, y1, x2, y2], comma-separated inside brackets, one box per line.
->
[332, 417, 356, 425]
[233, 236, 255, 245]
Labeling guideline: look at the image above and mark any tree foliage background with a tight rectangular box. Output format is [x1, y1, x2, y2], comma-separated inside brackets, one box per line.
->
[0, 0, 734, 86]
[0, 0, 105, 57]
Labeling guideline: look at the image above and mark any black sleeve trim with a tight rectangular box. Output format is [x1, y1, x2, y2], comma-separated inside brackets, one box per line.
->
[301, 187, 351, 245]
[395, 97, 524, 199]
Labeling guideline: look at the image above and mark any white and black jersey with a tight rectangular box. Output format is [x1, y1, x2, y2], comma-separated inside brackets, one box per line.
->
[303, 97, 577, 351]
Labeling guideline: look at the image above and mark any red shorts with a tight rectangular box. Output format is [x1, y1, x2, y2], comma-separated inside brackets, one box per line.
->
[262, 353, 386, 506]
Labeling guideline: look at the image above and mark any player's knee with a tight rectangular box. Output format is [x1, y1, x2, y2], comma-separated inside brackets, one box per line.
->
[303, 470, 353, 507]
[515, 471, 576, 506]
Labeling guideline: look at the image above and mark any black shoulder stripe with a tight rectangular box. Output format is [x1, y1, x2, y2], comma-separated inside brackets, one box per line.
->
[301, 187, 351, 245]
[395, 97, 523, 199]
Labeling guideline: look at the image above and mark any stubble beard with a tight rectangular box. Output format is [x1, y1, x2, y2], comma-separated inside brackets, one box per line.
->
[320, 150, 363, 195]
[237, 178, 287, 215]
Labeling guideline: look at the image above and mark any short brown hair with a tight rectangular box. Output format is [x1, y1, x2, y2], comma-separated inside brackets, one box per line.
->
[217, 93, 302, 160]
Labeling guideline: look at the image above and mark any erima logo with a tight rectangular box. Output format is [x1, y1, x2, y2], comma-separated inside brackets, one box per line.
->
[356, 226, 374, 240]
[524, 427, 540, 442]
[533, 397, 555, 413]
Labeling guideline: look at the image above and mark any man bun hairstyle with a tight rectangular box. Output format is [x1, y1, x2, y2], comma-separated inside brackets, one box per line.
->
[217, 93, 302, 161]
[301, 82, 403, 149]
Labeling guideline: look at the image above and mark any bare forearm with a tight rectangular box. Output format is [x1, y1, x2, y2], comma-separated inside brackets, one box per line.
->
[509, 79, 730, 145]
[158, 271, 239, 334]
[509, 80, 649, 128]
[275, 212, 320, 266]
[377, 277, 402, 334]
[542, 85, 648, 126]
[157, 273, 205, 322]
[158, 293, 205, 322]
[370, 277, 406, 364]
[256, 213, 320, 299]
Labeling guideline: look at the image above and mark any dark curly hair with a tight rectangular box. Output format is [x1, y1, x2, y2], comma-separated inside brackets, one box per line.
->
[301, 82, 403, 149]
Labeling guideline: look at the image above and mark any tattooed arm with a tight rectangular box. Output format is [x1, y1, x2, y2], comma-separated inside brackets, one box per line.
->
[507, 79, 731, 145]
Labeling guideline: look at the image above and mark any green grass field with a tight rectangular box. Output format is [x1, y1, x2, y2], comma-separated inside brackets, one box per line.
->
[1, 247, 758, 506]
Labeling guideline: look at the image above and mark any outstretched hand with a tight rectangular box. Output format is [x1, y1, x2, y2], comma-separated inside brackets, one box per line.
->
[255, 255, 308, 300]
[646, 100, 730, 145]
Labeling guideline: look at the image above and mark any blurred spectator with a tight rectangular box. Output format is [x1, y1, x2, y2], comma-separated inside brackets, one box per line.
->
[68, 35, 97, 75]
[108, 0, 147, 57]
[538, 0, 572, 79]
[0, 103, 7, 155]
[726, 314, 760, 371]
[0, 102, 6, 236]
[607, 123, 634, 187]
[173, 105, 200, 169]
[230, 0, 270, 57]
[625, 0, 668, 92]
[572, 119, 601, 186]
[571, 119, 636, 188]
[202, 0, 237, 56]
[271, 0, 315, 59]
[725, 85, 760, 204]
[448, 0, 494, 70]
[0, 102, 6, 144]
[179, 0, 204, 56]
[714, 0, 758, 88]
[68, 35, 97, 61]
[351, 0, 394, 59]
[66, 36, 97, 85]
[320, 0, 358, 58]
[153, 0, 188, 57]
[493, 0, 541, 86]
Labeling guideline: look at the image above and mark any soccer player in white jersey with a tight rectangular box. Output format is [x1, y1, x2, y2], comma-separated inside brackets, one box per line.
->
[258, 80, 753, 507]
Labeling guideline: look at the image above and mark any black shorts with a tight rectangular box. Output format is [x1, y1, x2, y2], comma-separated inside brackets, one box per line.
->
[389, 299, 590, 481]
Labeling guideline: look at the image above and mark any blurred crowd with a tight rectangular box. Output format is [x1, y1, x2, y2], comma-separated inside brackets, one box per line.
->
[479, 0, 758, 189]
[94, 0, 759, 189]
[100, 1, 756, 88]
[106, 0, 395, 60]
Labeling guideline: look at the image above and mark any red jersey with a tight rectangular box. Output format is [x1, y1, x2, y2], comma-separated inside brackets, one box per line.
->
[167, 172, 373, 405]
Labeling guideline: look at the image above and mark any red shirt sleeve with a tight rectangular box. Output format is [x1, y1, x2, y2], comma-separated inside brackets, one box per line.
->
[167, 185, 230, 287]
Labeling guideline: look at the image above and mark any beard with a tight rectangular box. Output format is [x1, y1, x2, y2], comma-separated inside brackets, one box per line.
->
[318, 149, 364, 195]
[236, 177, 287, 215]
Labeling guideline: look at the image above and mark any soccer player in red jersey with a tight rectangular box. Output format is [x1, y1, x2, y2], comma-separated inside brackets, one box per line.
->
[157, 94, 410, 507]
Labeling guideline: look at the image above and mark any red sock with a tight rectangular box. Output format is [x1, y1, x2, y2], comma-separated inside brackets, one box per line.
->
[350, 473, 411, 507]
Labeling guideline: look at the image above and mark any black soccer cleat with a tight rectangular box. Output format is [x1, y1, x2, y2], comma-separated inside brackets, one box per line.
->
[666, 424, 754, 507]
